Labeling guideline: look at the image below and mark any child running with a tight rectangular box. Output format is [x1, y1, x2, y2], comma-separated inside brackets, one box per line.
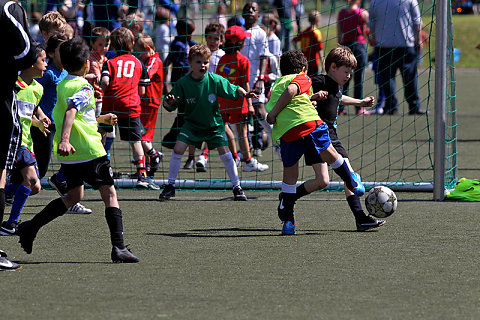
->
[158, 44, 258, 201]
[266, 50, 365, 235]
[0, 45, 48, 236]
[17, 37, 139, 263]
[309, 46, 385, 231]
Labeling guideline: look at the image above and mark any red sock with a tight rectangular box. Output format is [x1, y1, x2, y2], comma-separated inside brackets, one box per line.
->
[202, 148, 209, 159]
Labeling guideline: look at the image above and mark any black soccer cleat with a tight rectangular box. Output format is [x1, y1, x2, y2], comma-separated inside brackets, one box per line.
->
[111, 246, 139, 263]
[158, 184, 175, 201]
[356, 216, 386, 231]
[233, 186, 247, 201]
[48, 173, 68, 196]
[17, 221, 37, 254]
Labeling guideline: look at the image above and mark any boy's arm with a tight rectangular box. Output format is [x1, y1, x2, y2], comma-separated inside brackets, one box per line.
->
[96, 113, 118, 125]
[57, 102, 77, 156]
[100, 61, 110, 92]
[266, 83, 298, 124]
[340, 95, 375, 107]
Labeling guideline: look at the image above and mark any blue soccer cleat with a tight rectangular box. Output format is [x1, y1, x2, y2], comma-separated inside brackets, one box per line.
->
[281, 221, 296, 235]
[350, 172, 365, 196]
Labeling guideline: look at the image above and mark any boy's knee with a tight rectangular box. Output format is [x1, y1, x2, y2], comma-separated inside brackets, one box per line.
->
[30, 181, 41, 195]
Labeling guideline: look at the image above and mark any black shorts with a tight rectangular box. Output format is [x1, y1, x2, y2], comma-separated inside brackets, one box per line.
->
[117, 117, 145, 142]
[9, 146, 39, 184]
[0, 90, 22, 170]
[61, 155, 114, 190]
[316, 128, 348, 164]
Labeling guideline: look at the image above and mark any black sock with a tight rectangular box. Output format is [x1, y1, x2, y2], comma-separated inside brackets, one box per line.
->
[333, 161, 355, 191]
[105, 207, 125, 249]
[0, 188, 5, 223]
[346, 195, 367, 221]
[31, 198, 68, 231]
[282, 192, 296, 223]
[295, 183, 310, 200]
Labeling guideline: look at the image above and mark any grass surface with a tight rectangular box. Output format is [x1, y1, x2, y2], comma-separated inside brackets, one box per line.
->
[2, 190, 480, 319]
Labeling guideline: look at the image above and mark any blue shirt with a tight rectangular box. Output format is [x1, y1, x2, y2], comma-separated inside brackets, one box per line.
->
[89, 0, 122, 30]
[166, 37, 197, 84]
[36, 64, 68, 124]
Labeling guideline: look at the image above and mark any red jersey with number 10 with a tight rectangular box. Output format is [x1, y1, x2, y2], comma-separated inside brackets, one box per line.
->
[102, 53, 150, 118]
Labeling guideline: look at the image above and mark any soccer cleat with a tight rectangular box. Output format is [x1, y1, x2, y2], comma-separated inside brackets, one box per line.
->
[0, 250, 21, 271]
[17, 221, 37, 254]
[233, 186, 247, 201]
[48, 173, 68, 196]
[149, 151, 163, 170]
[66, 203, 93, 214]
[355, 108, 370, 115]
[243, 158, 269, 172]
[0, 221, 19, 236]
[281, 221, 296, 235]
[350, 172, 365, 196]
[252, 148, 262, 157]
[356, 216, 386, 231]
[111, 246, 139, 263]
[136, 176, 160, 190]
[159, 184, 175, 201]
[195, 155, 208, 172]
[183, 157, 195, 169]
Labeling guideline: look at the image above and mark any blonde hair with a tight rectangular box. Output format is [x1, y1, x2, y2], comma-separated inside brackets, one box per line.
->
[135, 33, 155, 52]
[188, 43, 211, 61]
[325, 46, 357, 72]
[39, 11, 67, 35]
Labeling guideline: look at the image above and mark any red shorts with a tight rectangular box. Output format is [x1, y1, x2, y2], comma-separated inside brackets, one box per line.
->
[221, 112, 249, 125]
[140, 105, 159, 142]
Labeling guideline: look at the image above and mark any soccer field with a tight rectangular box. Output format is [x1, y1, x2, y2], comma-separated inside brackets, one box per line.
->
[1, 70, 480, 319]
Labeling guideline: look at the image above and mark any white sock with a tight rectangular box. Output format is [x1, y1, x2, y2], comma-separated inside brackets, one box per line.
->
[220, 152, 240, 188]
[282, 182, 297, 194]
[330, 155, 345, 169]
[168, 152, 183, 186]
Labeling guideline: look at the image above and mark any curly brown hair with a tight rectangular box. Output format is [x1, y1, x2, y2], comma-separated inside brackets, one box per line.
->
[188, 43, 211, 61]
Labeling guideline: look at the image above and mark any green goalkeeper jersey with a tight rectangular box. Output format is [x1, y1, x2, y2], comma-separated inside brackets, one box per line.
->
[53, 75, 106, 162]
[166, 72, 241, 131]
[16, 77, 43, 151]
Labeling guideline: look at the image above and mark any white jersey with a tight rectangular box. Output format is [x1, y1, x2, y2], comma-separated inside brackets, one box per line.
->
[268, 33, 282, 58]
[209, 48, 225, 73]
[241, 25, 270, 103]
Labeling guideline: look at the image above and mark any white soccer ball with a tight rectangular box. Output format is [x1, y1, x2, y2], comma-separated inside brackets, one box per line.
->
[365, 186, 398, 218]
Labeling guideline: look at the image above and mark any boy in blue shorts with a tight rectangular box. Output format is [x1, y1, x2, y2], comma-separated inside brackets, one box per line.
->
[0, 45, 48, 236]
[18, 38, 139, 263]
[159, 44, 258, 201]
[309, 46, 385, 231]
[266, 50, 364, 235]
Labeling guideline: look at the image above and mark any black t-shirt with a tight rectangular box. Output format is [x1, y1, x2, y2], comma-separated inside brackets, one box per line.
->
[311, 74, 342, 130]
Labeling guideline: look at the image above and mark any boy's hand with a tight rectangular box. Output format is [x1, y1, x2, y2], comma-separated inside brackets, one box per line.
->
[311, 90, 328, 101]
[163, 94, 179, 108]
[266, 112, 277, 125]
[248, 104, 255, 115]
[360, 96, 375, 107]
[244, 90, 258, 100]
[58, 140, 76, 156]
[98, 113, 118, 126]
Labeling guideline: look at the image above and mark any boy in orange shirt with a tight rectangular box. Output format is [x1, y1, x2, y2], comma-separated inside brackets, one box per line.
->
[293, 10, 324, 76]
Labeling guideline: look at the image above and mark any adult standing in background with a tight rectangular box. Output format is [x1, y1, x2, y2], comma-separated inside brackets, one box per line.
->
[369, 0, 426, 115]
[0, 0, 37, 271]
[337, 0, 369, 115]
[273, 0, 294, 52]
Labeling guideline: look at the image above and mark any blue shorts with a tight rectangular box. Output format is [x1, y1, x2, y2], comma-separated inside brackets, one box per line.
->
[280, 122, 331, 168]
[9, 146, 39, 184]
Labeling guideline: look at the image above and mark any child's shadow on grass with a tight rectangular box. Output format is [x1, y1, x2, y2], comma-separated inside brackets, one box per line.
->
[14, 261, 112, 265]
[147, 227, 368, 238]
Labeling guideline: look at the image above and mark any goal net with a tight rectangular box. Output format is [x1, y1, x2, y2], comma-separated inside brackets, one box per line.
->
[22, 0, 456, 193]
